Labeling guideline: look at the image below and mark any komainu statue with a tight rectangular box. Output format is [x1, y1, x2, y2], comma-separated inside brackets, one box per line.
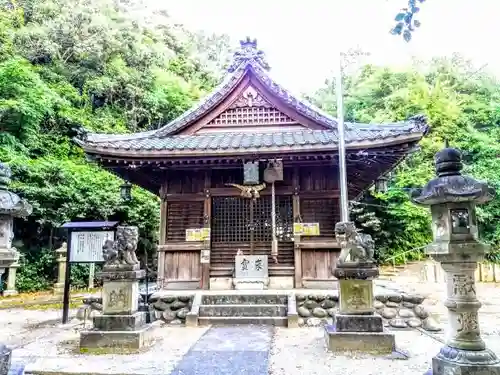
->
[102, 226, 140, 268]
[335, 221, 375, 265]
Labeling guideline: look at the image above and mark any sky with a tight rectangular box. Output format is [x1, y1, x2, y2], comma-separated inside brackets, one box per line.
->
[160, 0, 499, 93]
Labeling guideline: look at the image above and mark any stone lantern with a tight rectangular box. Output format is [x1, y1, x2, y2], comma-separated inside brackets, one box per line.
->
[411, 147, 500, 375]
[0, 163, 32, 289]
[0, 162, 32, 375]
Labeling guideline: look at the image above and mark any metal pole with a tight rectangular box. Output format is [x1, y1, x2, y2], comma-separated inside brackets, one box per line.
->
[62, 232, 72, 324]
[336, 52, 350, 222]
[88, 262, 95, 290]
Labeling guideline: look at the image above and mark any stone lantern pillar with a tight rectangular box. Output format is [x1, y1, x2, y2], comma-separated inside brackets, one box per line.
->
[0, 162, 32, 375]
[53, 242, 67, 295]
[411, 147, 500, 375]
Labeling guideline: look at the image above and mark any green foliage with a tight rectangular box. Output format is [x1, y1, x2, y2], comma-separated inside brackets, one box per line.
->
[0, 0, 230, 290]
[310, 55, 500, 263]
[392, 0, 426, 41]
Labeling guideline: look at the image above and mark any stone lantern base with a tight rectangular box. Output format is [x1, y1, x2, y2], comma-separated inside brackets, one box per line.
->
[324, 262, 396, 354]
[428, 346, 500, 375]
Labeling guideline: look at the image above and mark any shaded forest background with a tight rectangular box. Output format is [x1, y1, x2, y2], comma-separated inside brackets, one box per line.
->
[1, 0, 498, 292]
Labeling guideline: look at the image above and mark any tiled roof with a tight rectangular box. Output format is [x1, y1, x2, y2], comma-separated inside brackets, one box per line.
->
[77, 123, 426, 154]
[151, 39, 339, 137]
[74, 38, 429, 156]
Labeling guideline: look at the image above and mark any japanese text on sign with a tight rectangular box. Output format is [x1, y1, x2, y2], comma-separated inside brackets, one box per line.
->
[235, 255, 268, 278]
[69, 231, 114, 263]
[186, 228, 211, 242]
[293, 223, 320, 236]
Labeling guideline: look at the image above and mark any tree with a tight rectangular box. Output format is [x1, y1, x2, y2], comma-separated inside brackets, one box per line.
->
[309, 55, 500, 262]
[0, 0, 231, 291]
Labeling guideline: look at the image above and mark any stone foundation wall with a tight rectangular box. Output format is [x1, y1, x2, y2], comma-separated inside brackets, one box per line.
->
[296, 292, 441, 332]
[149, 294, 194, 325]
[77, 295, 195, 326]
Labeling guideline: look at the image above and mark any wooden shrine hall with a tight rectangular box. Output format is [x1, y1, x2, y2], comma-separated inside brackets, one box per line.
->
[75, 37, 428, 290]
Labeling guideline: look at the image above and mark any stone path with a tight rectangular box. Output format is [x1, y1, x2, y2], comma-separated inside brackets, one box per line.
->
[170, 326, 272, 375]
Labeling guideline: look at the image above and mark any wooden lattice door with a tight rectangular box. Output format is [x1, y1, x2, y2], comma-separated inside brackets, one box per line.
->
[211, 196, 293, 267]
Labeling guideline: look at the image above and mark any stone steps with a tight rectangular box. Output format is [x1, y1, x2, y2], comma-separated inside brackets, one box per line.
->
[199, 304, 287, 317]
[201, 294, 287, 305]
[198, 316, 288, 326]
[197, 293, 289, 326]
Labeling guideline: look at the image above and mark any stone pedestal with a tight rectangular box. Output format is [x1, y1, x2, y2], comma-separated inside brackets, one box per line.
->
[411, 147, 500, 375]
[80, 225, 152, 352]
[0, 247, 18, 297]
[80, 266, 150, 351]
[325, 262, 395, 354]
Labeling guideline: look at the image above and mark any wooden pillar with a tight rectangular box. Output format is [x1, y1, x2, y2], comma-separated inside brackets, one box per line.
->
[292, 167, 302, 288]
[202, 171, 211, 289]
[158, 181, 168, 289]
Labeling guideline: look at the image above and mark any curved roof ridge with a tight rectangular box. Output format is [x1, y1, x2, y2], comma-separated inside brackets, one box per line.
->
[153, 65, 247, 137]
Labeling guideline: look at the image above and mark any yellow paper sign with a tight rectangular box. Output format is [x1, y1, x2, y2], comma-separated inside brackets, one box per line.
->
[200, 228, 211, 241]
[293, 223, 303, 236]
[186, 228, 211, 242]
[293, 223, 320, 236]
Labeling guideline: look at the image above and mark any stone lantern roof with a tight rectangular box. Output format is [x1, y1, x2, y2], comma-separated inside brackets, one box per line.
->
[411, 147, 495, 206]
[0, 163, 33, 217]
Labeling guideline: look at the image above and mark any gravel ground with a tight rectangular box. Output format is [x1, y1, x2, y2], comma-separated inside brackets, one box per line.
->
[18, 323, 209, 375]
[3, 279, 500, 375]
[269, 327, 442, 375]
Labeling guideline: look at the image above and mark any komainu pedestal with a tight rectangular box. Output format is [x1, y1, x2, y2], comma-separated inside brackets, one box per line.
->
[412, 147, 500, 375]
[80, 226, 151, 352]
[325, 222, 395, 354]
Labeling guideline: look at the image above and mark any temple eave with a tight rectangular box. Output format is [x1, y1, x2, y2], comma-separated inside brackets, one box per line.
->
[78, 132, 425, 159]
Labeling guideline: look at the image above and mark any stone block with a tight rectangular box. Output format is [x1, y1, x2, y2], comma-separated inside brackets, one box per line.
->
[186, 292, 201, 327]
[287, 294, 299, 328]
[102, 279, 139, 315]
[79, 325, 153, 351]
[334, 313, 383, 333]
[338, 279, 374, 315]
[93, 311, 146, 331]
[233, 277, 269, 290]
[199, 304, 286, 317]
[324, 325, 395, 354]
[0, 344, 11, 375]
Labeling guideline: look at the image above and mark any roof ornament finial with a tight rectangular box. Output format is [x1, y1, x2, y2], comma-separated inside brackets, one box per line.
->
[227, 37, 270, 73]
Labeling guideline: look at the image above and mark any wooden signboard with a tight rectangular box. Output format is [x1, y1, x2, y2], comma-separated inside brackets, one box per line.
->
[186, 228, 211, 242]
[293, 223, 320, 236]
[69, 230, 114, 263]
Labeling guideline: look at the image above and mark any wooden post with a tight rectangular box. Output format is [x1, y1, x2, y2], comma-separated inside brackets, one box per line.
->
[202, 171, 211, 289]
[158, 181, 168, 289]
[292, 167, 302, 288]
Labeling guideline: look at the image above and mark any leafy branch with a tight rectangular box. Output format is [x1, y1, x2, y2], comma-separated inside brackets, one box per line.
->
[391, 0, 426, 42]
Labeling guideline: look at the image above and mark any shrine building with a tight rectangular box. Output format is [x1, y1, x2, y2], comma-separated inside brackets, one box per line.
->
[75, 38, 428, 290]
